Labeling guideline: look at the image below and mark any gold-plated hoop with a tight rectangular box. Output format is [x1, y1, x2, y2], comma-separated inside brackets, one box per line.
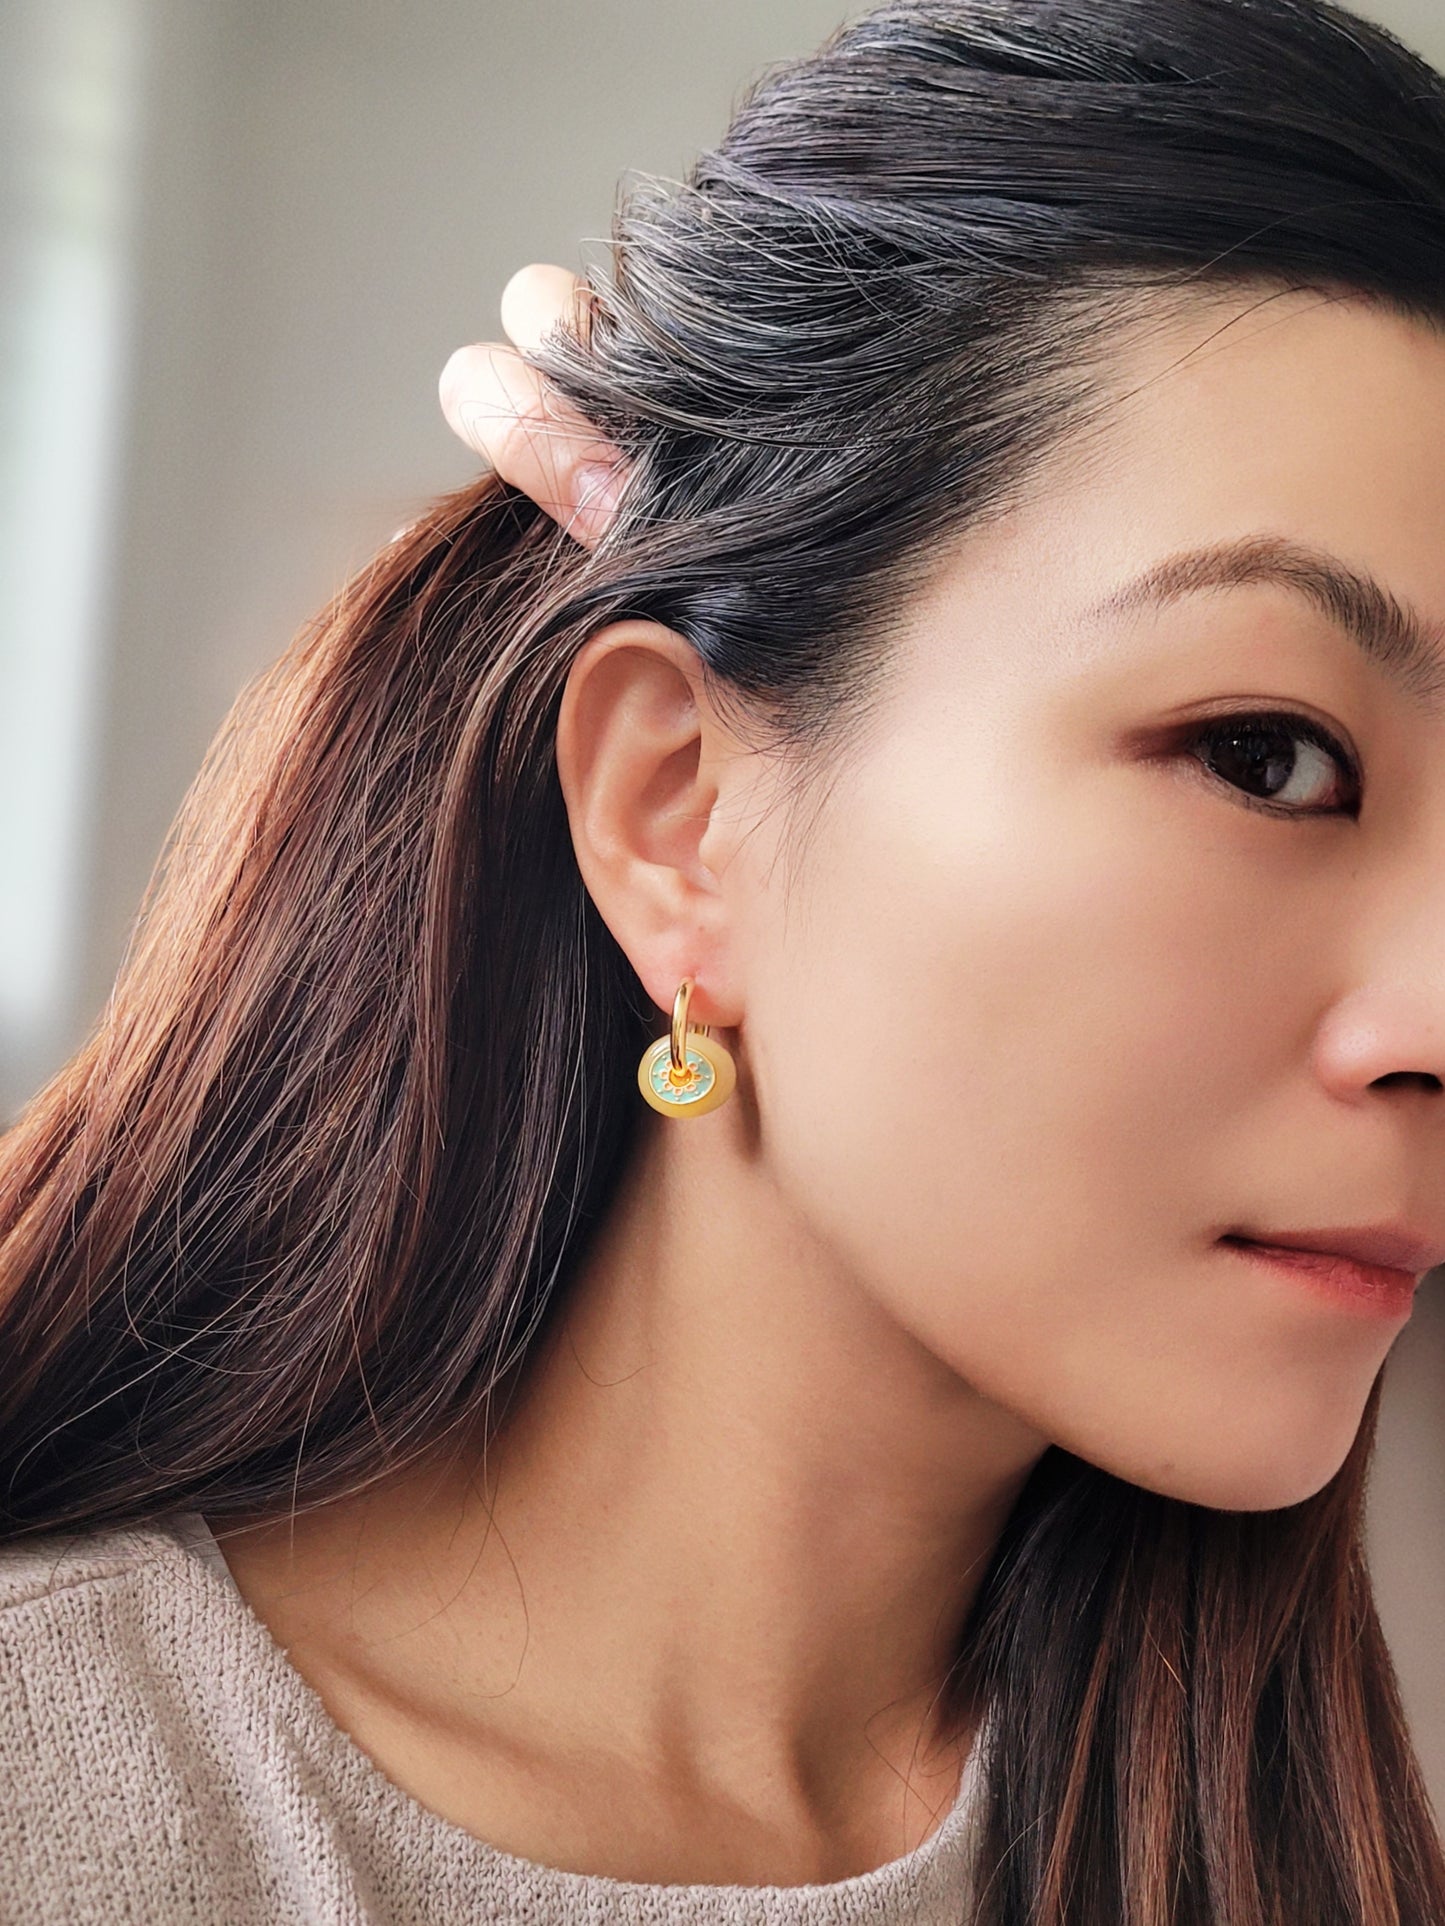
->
[637, 976, 737, 1118]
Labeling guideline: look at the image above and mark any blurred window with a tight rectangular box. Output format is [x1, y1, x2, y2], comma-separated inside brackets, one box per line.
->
[0, 0, 145, 1102]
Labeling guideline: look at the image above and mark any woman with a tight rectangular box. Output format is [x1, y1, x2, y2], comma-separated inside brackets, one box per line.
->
[2, 0, 1444, 1918]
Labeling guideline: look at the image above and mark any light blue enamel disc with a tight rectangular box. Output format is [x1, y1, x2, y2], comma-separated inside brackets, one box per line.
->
[649, 1045, 715, 1104]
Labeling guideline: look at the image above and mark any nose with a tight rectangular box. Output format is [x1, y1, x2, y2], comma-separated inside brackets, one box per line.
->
[1309, 830, 1445, 1103]
[1317, 824, 1445, 1109]
[1313, 987, 1445, 1102]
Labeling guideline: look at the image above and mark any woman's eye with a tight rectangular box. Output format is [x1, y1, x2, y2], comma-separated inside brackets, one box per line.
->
[1181, 711, 1361, 818]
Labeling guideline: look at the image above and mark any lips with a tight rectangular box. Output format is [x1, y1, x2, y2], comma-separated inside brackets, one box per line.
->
[1224, 1225, 1445, 1276]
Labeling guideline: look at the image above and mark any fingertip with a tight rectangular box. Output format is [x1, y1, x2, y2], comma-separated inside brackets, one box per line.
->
[437, 345, 470, 422]
[498, 262, 545, 322]
[438, 341, 522, 460]
[500, 262, 585, 351]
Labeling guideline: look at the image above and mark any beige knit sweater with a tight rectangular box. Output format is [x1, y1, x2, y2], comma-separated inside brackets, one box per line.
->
[0, 1511, 984, 1923]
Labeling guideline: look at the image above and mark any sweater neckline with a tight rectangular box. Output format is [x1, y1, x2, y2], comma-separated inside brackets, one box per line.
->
[162, 1507, 986, 1917]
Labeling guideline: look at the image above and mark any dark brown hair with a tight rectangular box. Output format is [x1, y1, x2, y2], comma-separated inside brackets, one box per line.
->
[4, 1, 1445, 1917]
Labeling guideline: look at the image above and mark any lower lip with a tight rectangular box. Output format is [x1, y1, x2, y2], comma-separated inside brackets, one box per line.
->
[1220, 1237, 1419, 1319]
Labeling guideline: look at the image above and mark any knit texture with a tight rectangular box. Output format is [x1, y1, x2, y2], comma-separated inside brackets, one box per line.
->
[0, 1511, 984, 1923]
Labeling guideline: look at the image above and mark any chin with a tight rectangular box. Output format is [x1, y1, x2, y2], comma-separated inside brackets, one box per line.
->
[1184, 1465, 1342, 1513]
[1131, 1428, 1359, 1513]
[1156, 1448, 1356, 1517]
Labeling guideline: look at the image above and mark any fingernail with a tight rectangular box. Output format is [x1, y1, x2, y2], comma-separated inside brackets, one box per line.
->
[569, 462, 624, 545]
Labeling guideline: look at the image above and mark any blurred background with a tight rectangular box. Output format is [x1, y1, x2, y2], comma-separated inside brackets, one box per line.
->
[2, 0, 1442, 1810]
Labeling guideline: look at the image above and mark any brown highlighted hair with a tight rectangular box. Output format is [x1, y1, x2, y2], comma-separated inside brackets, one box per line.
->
[4, 1, 1445, 1917]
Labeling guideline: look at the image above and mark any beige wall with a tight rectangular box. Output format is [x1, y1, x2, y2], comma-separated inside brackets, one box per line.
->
[4, 0, 1442, 1814]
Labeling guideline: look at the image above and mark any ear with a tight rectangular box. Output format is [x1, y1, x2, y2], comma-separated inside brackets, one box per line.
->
[554, 621, 750, 1028]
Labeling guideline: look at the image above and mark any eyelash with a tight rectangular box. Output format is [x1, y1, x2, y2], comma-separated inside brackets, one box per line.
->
[1179, 709, 1363, 820]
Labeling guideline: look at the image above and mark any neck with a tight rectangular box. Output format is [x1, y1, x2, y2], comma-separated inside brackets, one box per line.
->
[211, 1113, 1047, 1852]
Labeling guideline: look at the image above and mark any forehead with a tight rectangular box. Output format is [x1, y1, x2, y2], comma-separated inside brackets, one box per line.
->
[1065, 289, 1445, 589]
[893, 289, 1445, 683]
[1086, 286, 1445, 508]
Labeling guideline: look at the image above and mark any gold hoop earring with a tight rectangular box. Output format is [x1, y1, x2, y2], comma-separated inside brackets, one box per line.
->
[637, 977, 737, 1118]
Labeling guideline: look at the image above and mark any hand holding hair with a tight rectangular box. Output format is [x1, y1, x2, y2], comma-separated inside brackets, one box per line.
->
[436, 262, 626, 548]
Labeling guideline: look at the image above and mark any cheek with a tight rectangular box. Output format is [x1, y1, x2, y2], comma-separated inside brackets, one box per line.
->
[753, 746, 1224, 1285]
[744, 744, 1384, 1509]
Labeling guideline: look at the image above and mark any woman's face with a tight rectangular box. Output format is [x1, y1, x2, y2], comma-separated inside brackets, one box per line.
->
[734, 289, 1445, 1510]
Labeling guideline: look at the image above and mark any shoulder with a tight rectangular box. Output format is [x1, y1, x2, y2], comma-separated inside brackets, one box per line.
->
[0, 1513, 293, 1921]
[0, 1513, 199, 1711]
[0, 1512, 519, 1923]
[0, 1511, 183, 1612]
[0, 1512, 215, 1704]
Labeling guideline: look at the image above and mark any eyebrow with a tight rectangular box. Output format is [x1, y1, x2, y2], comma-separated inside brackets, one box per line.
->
[1083, 534, 1445, 715]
